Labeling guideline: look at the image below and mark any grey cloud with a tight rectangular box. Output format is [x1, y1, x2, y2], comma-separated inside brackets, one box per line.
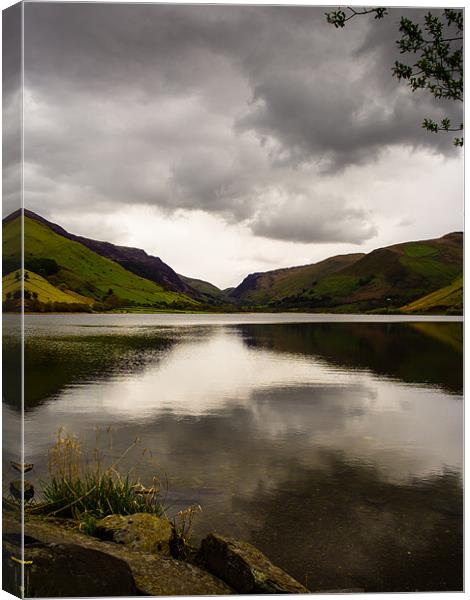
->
[251, 195, 377, 244]
[20, 3, 461, 244]
[3, 3, 22, 217]
[236, 10, 462, 172]
[169, 151, 254, 220]
[2, 3, 22, 95]
[23, 4, 259, 95]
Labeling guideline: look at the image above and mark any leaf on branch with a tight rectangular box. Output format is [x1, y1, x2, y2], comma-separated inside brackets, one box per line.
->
[422, 118, 439, 133]
[325, 7, 463, 147]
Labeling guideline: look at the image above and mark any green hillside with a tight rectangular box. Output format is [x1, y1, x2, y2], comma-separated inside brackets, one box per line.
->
[230, 233, 463, 313]
[401, 277, 463, 315]
[180, 275, 223, 299]
[3, 269, 92, 306]
[3, 216, 199, 309]
[2, 211, 463, 315]
[229, 254, 364, 304]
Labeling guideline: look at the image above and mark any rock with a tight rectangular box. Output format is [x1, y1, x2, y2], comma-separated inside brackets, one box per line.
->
[3, 533, 138, 597]
[201, 533, 309, 594]
[3, 514, 233, 596]
[9, 479, 34, 502]
[94, 513, 173, 555]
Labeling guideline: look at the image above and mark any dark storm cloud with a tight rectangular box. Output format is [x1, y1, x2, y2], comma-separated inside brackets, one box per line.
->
[3, 3, 22, 217]
[236, 8, 462, 171]
[21, 3, 461, 243]
[237, 74, 457, 173]
[169, 151, 255, 220]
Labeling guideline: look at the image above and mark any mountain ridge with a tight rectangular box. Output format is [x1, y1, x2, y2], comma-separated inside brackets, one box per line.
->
[7, 209, 201, 299]
[2, 210, 463, 314]
[3, 212, 199, 311]
[228, 231, 462, 313]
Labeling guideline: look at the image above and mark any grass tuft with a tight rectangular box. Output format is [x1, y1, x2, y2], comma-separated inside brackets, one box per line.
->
[170, 504, 202, 561]
[37, 428, 164, 524]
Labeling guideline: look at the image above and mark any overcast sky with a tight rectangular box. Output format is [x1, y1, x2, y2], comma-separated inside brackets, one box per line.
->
[5, 2, 464, 288]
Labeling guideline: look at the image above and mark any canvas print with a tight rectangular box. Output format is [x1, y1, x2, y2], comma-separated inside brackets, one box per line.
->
[2, 1, 463, 597]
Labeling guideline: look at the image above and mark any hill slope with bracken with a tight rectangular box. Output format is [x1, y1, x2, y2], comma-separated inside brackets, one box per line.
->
[230, 233, 463, 313]
[14, 209, 202, 298]
[3, 212, 200, 311]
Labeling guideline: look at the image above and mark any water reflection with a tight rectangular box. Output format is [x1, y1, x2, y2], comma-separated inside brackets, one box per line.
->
[236, 453, 462, 592]
[238, 322, 463, 394]
[6, 315, 463, 592]
[2, 315, 23, 492]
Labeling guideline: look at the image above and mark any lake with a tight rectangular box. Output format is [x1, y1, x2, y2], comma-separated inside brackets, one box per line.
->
[3, 313, 463, 592]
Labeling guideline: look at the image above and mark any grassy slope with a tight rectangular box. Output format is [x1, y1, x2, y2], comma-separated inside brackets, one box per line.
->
[401, 277, 463, 314]
[3, 269, 93, 305]
[179, 275, 223, 297]
[4, 217, 199, 307]
[3, 213, 462, 314]
[328, 236, 461, 305]
[230, 254, 365, 304]
[231, 234, 462, 311]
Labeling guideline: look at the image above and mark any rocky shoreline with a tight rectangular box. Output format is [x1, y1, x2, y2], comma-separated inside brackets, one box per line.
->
[3, 510, 312, 597]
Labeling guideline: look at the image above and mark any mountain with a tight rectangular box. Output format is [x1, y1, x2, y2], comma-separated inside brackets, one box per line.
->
[3, 212, 199, 310]
[12, 209, 201, 298]
[178, 274, 229, 304]
[2, 209, 463, 314]
[228, 254, 364, 304]
[230, 233, 463, 313]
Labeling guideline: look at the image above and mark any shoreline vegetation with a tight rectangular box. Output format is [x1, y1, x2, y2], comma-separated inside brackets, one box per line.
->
[4, 308, 465, 317]
[3, 299, 463, 316]
[13, 430, 167, 530]
[3, 429, 311, 596]
[2, 210, 463, 316]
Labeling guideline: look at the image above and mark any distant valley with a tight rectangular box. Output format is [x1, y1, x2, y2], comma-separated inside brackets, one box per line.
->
[2, 210, 463, 315]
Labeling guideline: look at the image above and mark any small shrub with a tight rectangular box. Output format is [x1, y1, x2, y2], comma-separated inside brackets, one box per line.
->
[24, 257, 60, 277]
[78, 513, 98, 536]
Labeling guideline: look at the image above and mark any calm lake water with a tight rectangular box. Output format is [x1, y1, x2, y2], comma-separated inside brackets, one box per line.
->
[3, 313, 463, 592]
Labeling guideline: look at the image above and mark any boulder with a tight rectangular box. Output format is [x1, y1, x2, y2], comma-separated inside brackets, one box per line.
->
[94, 512, 172, 555]
[201, 533, 309, 594]
[5, 514, 233, 596]
[3, 532, 138, 597]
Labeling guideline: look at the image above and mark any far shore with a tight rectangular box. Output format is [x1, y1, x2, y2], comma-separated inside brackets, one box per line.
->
[12, 311, 464, 322]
